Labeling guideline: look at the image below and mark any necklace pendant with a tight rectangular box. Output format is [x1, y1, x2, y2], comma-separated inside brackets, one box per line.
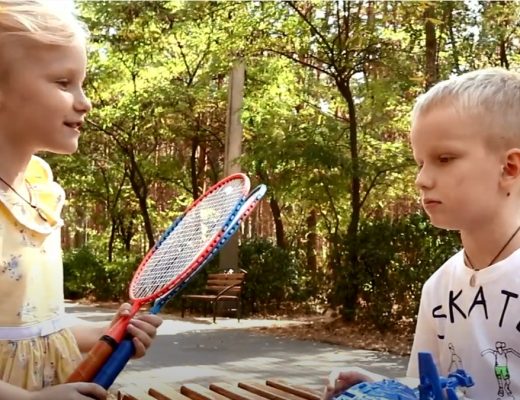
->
[35, 208, 48, 223]
[470, 273, 477, 287]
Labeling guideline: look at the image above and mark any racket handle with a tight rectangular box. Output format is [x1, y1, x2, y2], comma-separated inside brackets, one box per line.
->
[67, 335, 118, 382]
[105, 314, 132, 343]
[92, 338, 136, 389]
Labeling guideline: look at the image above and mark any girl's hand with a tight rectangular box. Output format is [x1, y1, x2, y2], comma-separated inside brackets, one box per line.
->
[322, 367, 383, 400]
[28, 382, 106, 400]
[111, 303, 163, 359]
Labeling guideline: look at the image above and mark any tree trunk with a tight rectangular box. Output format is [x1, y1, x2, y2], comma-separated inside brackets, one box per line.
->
[335, 76, 361, 321]
[446, 2, 461, 74]
[269, 197, 286, 249]
[108, 218, 117, 262]
[306, 209, 318, 274]
[127, 154, 155, 249]
[190, 136, 200, 200]
[500, 38, 510, 69]
[424, 4, 438, 89]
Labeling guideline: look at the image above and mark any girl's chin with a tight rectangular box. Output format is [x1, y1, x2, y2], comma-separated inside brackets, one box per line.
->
[42, 141, 80, 155]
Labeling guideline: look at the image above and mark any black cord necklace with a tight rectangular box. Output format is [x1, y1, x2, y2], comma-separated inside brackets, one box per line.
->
[0, 175, 48, 222]
[464, 224, 520, 287]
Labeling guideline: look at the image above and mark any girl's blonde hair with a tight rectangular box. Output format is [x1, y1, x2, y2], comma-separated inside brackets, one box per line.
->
[0, 0, 88, 46]
[412, 68, 520, 148]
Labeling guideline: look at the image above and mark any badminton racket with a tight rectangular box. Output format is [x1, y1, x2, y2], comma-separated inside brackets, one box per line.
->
[92, 184, 267, 389]
[67, 174, 250, 383]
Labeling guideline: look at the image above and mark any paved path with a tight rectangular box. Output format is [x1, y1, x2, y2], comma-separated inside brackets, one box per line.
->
[66, 302, 409, 391]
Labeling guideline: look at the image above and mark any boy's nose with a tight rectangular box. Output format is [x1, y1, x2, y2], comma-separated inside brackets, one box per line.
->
[415, 167, 433, 189]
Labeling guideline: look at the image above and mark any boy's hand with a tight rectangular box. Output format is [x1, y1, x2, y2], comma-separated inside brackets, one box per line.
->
[322, 367, 381, 400]
[111, 303, 163, 359]
[29, 382, 107, 400]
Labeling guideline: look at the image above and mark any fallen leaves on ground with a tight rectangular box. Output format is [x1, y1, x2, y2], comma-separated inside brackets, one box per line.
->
[249, 315, 415, 357]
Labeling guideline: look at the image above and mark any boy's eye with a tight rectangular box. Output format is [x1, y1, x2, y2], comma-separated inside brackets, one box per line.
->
[439, 155, 453, 163]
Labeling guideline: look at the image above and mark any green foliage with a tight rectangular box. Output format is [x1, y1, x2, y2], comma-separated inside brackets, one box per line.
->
[239, 238, 308, 313]
[333, 213, 459, 330]
[63, 246, 103, 299]
[52, 1, 520, 323]
[63, 247, 138, 301]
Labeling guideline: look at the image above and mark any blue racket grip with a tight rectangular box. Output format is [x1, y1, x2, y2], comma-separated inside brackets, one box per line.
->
[92, 338, 135, 389]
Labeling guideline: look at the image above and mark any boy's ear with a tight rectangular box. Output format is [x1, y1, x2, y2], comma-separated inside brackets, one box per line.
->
[502, 149, 520, 182]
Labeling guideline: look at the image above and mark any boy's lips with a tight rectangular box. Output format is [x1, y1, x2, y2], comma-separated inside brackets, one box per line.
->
[422, 198, 442, 208]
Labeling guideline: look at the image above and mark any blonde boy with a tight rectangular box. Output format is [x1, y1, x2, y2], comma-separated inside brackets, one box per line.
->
[325, 69, 520, 400]
[408, 68, 520, 399]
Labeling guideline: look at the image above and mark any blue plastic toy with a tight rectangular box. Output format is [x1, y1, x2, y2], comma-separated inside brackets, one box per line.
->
[333, 352, 474, 400]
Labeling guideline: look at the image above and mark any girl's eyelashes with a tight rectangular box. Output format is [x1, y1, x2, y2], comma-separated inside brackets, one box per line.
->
[55, 79, 69, 89]
[56, 79, 86, 91]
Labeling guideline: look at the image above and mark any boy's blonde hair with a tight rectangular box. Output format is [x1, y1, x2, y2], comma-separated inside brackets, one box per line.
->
[412, 68, 520, 148]
[0, 0, 88, 46]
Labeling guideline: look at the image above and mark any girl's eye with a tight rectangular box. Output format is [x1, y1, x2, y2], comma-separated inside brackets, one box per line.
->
[56, 79, 69, 88]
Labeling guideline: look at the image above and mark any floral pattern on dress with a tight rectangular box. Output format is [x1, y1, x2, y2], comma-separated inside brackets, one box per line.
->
[16, 302, 38, 320]
[1, 255, 22, 281]
[0, 330, 81, 390]
[0, 156, 77, 390]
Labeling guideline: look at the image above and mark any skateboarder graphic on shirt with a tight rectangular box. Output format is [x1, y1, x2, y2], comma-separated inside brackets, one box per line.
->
[448, 343, 464, 372]
[481, 341, 520, 399]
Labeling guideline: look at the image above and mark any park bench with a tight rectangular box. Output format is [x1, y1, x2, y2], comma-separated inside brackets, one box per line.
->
[180, 271, 246, 323]
[117, 378, 322, 400]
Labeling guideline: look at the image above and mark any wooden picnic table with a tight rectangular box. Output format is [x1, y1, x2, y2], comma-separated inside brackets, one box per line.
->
[118, 378, 322, 400]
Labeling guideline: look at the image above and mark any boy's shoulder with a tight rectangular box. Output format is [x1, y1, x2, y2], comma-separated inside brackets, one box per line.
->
[423, 250, 463, 289]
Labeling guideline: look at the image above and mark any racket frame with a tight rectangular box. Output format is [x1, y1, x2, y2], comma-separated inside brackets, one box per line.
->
[67, 174, 250, 383]
[92, 184, 267, 389]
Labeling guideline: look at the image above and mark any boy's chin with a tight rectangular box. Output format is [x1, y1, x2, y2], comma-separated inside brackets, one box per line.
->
[428, 218, 459, 231]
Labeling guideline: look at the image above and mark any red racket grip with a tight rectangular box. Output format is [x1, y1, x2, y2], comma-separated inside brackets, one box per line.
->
[104, 314, 132, 343]
[67, 335, 118, 382]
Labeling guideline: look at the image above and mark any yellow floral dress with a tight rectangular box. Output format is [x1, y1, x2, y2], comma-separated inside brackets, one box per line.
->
[0, 156, 81, 390]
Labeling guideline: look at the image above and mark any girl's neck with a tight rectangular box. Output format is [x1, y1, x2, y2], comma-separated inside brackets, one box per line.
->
[0, 138, 33, 190]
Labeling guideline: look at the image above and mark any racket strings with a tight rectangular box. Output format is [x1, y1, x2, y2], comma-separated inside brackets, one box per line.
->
[131, 179, 245, 299]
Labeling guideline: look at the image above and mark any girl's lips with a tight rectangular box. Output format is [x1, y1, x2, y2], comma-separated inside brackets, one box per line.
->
[64, 122, 82, 129]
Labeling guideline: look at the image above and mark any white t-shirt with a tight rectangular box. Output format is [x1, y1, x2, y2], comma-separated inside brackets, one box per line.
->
[407, 247, 520, 399]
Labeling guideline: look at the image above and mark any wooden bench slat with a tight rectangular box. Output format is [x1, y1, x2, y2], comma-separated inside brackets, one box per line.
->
[121, 380, 319, 400]
[149, 383, 192, 400]
[209, 383, 269, 400]
[118, 385, 157, 400]
[181, 383, 231, 400]
[182, 295, 239, 300]
[208, 277, 244, 282]
[205, 288, 242, 295]
[206, 282, 242, 287]
[208, 273, 245, 280]
[238, 382, 308, 400]
[265, 380, 320, 400]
